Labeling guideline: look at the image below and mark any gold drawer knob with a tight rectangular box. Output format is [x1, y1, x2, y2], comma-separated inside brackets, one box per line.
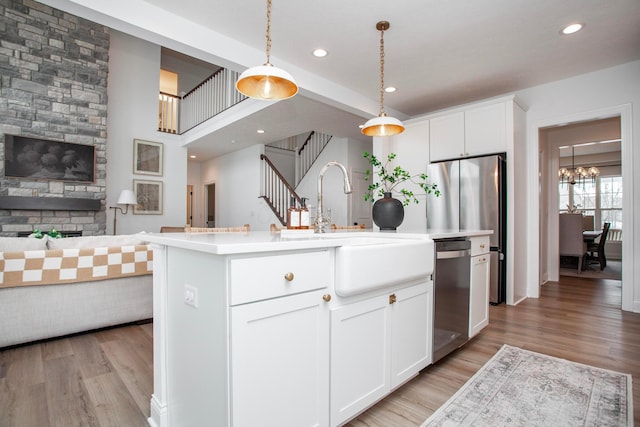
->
[389, 293, 397, 304]
[323, 294, 332, 302]
[284, 272, 294, 282]
[480, 244, 485, 249]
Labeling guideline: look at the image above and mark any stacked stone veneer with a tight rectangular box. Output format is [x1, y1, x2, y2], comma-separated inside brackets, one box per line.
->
[0, 0, 109, 236]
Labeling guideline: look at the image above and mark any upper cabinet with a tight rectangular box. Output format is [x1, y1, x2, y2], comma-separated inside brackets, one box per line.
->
[429, 101, 507, 162]
[429, 112, 464, 161]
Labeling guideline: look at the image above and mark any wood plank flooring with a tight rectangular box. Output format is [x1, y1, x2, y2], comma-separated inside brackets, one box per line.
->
[1, 275, 639, 426]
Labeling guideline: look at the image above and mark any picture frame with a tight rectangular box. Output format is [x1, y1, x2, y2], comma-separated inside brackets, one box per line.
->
[133, 139, 163, 176]
[3, 134, 95, 182]
[133, 179, 163, 215]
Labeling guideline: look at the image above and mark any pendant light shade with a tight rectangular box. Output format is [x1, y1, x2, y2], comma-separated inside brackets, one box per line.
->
[362, 114, 405, 137]
[236, 64, 298, 100]
[361, 21, 404, 137]
[236, 0, 298, 100]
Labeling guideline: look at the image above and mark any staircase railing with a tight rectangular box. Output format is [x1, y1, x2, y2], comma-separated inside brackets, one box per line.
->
[181, 68, 247, 132]
[158, 92, 180, 133]
[260, 154, 302, 226]
[158, 68, 247, 134]
[296, 131, 332, 185]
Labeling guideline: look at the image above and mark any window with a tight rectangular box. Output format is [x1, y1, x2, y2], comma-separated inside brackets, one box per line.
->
[599, 176, 622, 229]
[559, 175, 622, 229]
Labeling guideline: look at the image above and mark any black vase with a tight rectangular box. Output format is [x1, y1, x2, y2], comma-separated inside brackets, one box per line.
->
[372, 192, 404, 231]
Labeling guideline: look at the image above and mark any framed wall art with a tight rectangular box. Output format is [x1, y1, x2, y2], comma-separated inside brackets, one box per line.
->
[133, 179, 163, 215]
[4, 134, 95, 182]
[133, 139, 163, 176]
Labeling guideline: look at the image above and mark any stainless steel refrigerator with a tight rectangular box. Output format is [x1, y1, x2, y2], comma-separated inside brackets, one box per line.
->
[427, 153, 506, 304]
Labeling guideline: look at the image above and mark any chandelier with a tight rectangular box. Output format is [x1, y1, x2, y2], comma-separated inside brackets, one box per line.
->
[361, 21, 405, 137]
[558, 146, 600, 186]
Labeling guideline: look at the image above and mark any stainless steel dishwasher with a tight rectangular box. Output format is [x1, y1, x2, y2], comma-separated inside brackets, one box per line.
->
[432, 238, 471, 363]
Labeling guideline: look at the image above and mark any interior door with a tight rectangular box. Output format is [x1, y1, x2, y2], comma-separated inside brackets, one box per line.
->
[350, 171, 373, 227]
[205, 183, 215, 227]
[186, 185, 193, 226]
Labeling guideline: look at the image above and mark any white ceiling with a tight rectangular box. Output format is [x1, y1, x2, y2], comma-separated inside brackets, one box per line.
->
[43, 0, 640, 160]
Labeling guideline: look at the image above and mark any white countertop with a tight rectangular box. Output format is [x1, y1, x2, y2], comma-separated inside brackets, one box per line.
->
[139, 229, 493, 255]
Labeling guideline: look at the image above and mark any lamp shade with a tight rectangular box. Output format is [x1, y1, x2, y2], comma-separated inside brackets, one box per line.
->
[361, 115, 405, 137]
[117, 190, 137, 205]
[236, 64, 298, 100]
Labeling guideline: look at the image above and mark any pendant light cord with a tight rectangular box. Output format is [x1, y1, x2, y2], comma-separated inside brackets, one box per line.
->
[264, 0, 272, 65]
[379, 25, 386, 116]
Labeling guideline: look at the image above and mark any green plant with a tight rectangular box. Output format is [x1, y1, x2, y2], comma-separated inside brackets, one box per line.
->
[364, 152, 440, 206]
[31, 228, 62, 239]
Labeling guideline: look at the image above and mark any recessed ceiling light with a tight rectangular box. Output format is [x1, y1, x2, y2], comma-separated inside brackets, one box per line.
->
[189, 154, 197, 159]
[562, 23, 584, 35]
[385, 86, 397, 93]
[312, 48, 328, 58]
[257, 129, 265, 134]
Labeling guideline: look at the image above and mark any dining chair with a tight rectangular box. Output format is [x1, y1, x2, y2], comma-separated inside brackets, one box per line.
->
[331, 224, 366, 230]
[585, 222, 611, 270]
[558, 214, 587, 273]
[187, 224, 250, 233]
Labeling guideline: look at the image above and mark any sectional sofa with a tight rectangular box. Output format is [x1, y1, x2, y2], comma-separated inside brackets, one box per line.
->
[0, 234, 153, 348]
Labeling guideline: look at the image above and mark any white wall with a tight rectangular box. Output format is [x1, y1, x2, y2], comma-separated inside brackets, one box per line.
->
[264, 146, 295, 186]
[517, 60, 639, 312]
[106, 30, 187, 235]
[199, 144, 276, 231]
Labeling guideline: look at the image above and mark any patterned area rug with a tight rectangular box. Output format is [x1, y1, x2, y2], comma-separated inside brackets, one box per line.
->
[422, 345, 633, 426]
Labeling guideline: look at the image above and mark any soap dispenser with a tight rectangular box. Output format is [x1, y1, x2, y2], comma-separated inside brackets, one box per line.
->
[299, 198, 310, 229]
[287, 196, 300, 229]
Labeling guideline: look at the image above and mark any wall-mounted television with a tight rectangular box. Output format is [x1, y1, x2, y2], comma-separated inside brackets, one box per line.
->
[3, 135, 95, 182]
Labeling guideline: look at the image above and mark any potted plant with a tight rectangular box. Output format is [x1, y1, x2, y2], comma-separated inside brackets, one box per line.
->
[364, 152, 440, 230]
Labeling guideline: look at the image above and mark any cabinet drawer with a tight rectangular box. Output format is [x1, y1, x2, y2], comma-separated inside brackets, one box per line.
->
[229, 250, 331, 305]
[470, 236, 490, 256]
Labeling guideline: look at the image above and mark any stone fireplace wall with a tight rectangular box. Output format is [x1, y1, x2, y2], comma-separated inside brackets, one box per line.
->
[0, 0, 109, 236]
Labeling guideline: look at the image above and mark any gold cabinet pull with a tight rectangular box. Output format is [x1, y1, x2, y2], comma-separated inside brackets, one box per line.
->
[284, 272, 294, 282]
[389, 293, 397, 304]
[323, 294, 332, 302]
[480, 244, 485, 249]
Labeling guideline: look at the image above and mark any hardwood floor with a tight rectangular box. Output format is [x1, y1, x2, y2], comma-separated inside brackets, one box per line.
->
[1, 276, 639, 426]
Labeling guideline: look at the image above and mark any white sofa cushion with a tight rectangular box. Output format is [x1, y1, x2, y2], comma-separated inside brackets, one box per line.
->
[47, 234, 147, 250]
[0, 236, 48, 252]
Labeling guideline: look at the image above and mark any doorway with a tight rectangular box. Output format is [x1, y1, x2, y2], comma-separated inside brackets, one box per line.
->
[186, 185, 193, 226]
[537, 111, 633, 310]
[205, 183, 215, 227]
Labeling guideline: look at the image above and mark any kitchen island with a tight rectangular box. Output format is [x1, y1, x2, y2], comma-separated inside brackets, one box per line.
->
[142, 229, 491, 427]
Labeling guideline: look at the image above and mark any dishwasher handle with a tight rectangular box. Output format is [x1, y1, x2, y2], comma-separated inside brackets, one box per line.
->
[436, 249, 470, 259]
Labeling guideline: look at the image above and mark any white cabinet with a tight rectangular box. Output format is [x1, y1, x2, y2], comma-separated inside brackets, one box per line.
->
[231, 290, 329, 427]
[230, 251, 331, 427]
[429, 101, 507, 162]
[465, 102, 507, 155]
[156, 247, 331, 427]
[469, 236, 490, 337]
[429, 112, 465, 161]
[330, 282, 433, 426]
[390, 283, 433, 388]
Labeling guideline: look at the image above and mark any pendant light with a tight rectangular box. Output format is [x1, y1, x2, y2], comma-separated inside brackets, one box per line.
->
[235, 0, 298, 100]
[361, 21, 405, 137]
